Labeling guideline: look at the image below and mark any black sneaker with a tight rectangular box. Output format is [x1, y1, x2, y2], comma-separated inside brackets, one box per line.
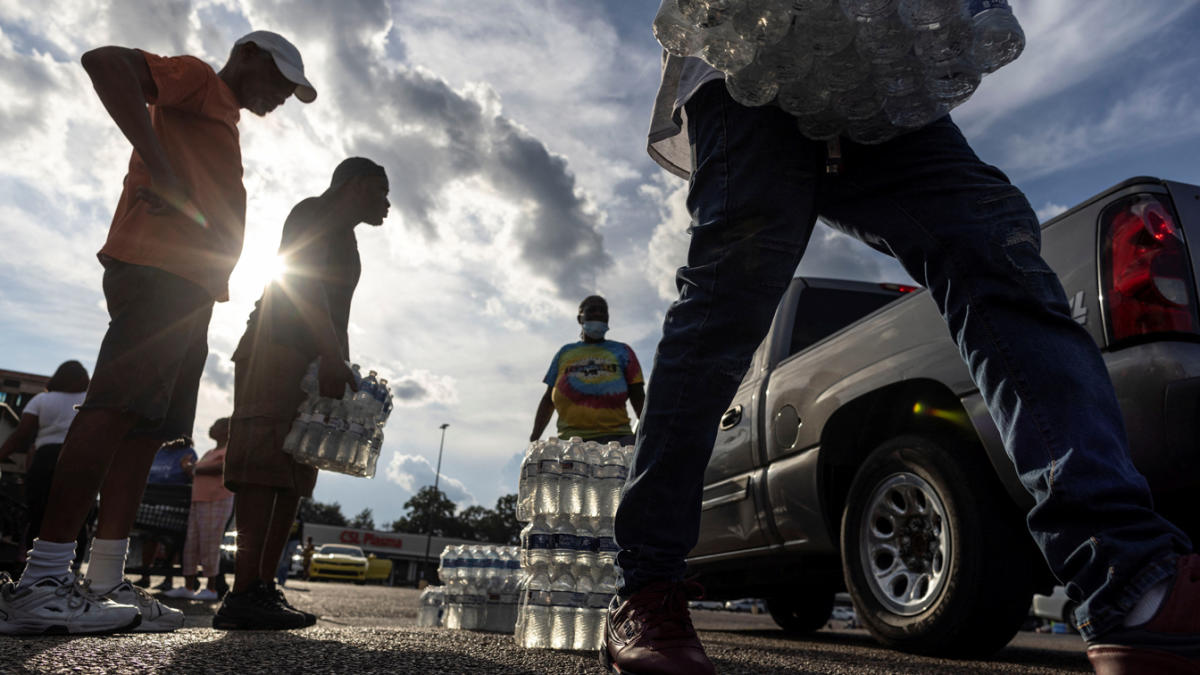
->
[266, 581, 317, 627]
[212, 580, 309, 630]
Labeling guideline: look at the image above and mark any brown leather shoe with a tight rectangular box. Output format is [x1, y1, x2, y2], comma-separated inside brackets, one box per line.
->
[600, 580, 716, 675]
[1087, 553, 1200, 675]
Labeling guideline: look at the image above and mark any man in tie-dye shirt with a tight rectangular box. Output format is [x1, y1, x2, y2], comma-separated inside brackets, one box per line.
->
[530, 296, 645, 444]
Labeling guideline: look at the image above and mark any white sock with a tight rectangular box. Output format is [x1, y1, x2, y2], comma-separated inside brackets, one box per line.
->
[1123, 579, 1171, 627]
[83, 538, 129, 593]
[17, 539, 78, 588]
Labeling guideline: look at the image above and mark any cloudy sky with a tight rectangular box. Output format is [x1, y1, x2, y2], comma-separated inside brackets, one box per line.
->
[2, 1, 1199, 527]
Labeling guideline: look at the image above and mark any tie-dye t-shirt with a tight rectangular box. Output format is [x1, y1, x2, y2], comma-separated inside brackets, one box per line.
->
[543, 340, 644, 440]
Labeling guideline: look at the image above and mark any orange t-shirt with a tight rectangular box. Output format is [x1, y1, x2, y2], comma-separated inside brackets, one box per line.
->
[97, 51, 246, 302]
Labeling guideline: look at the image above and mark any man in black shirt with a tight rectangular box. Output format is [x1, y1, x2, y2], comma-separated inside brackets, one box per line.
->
[214, 157, 389, 630]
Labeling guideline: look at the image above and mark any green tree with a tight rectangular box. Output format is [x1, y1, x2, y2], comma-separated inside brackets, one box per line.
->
[299, 497, 348, 526]
[387, 489, 521, 544]
[389, 486, 465, 537]
[488, 494, 521, 545]
[349, 507, 375, 530]
[456, 495, 520, 544]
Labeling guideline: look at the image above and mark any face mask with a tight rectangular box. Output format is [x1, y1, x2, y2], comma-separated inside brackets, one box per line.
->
[581, 321, 609, 340]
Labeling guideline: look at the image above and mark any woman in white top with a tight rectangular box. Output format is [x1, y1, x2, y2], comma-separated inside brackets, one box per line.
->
[0, 361, 91, 568]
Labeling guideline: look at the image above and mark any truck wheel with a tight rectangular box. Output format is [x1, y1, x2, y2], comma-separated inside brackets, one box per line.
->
[766, 587, 835, 634]
[840, 434, 1033, 657]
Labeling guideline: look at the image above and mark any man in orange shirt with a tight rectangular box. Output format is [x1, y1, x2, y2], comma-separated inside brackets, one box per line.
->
[0, 31, 343, 636]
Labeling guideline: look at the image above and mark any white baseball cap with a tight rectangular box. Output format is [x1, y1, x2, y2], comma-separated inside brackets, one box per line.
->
[234, 30, 316, 103]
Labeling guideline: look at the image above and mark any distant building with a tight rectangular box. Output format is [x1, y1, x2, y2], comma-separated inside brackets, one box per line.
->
[0, 367, 51, 477]
[0, 367, 50, 417]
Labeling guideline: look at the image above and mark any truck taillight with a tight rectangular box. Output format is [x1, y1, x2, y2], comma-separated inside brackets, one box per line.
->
[1100, 194, 1198, 343]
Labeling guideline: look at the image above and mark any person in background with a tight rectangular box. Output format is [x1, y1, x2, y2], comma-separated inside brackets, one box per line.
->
[214, 157, 389, 630]
[133, 437, 196, 592]
[164, 418, 234, 601]
[276, 516, 303, 588]
[0, 361, 92, 572]
[0, 29, 317, 636]
[301, 536, 316, 580]
[530, 295, 645, 445]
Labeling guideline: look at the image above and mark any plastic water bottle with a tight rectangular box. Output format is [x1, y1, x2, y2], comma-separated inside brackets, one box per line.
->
[461, 580, 484, 630]
[912, 14, 972, 66]
[551, 520, 578, 578]
[497, 547, 514, 632]
[677, 0, 737, 29]
[571, 567, 597, 650]
[521, 569, 552, 648]
[514, 573, 530, 643]
[444, 575, 463, 629]
[897, 0, 965, 29]
[518, 441, 541, 521]
[417, 586, 444, 627]
[700, 22, 757, 73]
[730, 0, 793, 47]
[582, 442, 604, 520]
[725, 60, 780, 107]
[855, 14, 912, 64]
[799, 3, 856, 57]
[652, 0, 704, 56]
[596, 443, 628, 521]
[968, 0, 1023, 73]
[522, 516, 553, 574]
[596, 520, 620, 574]
[533, 438, 562, 521]
[572, 519, 599, 586]
[548, 566, 579, 650]
[588, 567, 618, 650]
[839, 0, 898, 21]
[437, 546, 455, 585]
[924, 57, 980, 104]
[559, 437, 588, 516]
[754, 23, 813, 82]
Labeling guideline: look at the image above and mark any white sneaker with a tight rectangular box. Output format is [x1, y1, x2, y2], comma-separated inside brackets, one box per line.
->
[0, 575, 141, 635]
[102, 579, 185, 632]
[192, 588, 218, 601]
[162, 586, 197, 599]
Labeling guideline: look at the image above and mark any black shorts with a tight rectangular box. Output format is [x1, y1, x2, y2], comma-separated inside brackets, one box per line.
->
[80, 257, 213, 439]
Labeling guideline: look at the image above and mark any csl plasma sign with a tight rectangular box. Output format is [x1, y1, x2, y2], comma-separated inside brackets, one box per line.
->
[339, 530, 405, 549]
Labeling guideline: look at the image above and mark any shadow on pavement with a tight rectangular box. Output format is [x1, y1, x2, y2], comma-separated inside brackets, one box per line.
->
[166, 629, 577, 674]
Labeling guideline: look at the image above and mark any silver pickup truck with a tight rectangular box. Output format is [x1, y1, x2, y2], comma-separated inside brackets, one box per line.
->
[690, 176, 1200, 656]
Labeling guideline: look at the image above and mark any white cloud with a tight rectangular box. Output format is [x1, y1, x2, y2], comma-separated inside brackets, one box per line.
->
[1036, 202, 1069, 223]
[384, 452, 475, 507]
[642, 175, 691, 301]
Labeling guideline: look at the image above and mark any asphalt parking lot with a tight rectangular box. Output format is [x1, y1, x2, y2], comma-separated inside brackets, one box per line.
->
[0, 579, 1090, 674]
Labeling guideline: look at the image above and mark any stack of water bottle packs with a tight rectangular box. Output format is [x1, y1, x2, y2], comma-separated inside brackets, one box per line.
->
[652, 0, 1025, 143]
[282, 361, 393, 478]
[513, 437, 633, 651]
[418, 545, 523, 632]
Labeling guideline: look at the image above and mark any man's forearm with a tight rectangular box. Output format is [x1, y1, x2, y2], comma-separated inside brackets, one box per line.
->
[81, 47, 173, 179]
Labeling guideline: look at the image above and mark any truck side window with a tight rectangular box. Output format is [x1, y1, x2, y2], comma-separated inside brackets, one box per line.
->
[789, 288, 901, 356]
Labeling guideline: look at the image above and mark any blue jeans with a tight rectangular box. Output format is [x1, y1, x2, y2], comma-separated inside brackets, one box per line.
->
[614, 81, 1192, 641]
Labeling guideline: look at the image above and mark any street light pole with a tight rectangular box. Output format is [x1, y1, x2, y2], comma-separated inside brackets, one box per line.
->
[422, 423, 450, 583]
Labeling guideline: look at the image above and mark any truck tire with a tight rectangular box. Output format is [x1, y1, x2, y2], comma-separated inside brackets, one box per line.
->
[840, 434, 1033, 657]
[766, 587, 835, 634]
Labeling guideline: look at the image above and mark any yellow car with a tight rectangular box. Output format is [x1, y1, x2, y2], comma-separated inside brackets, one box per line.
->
[366, 554, 393, 584]
[308, 544, 369, 583]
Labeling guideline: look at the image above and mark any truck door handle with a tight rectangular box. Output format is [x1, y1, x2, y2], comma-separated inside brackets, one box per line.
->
[719, 405, 743, 431]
